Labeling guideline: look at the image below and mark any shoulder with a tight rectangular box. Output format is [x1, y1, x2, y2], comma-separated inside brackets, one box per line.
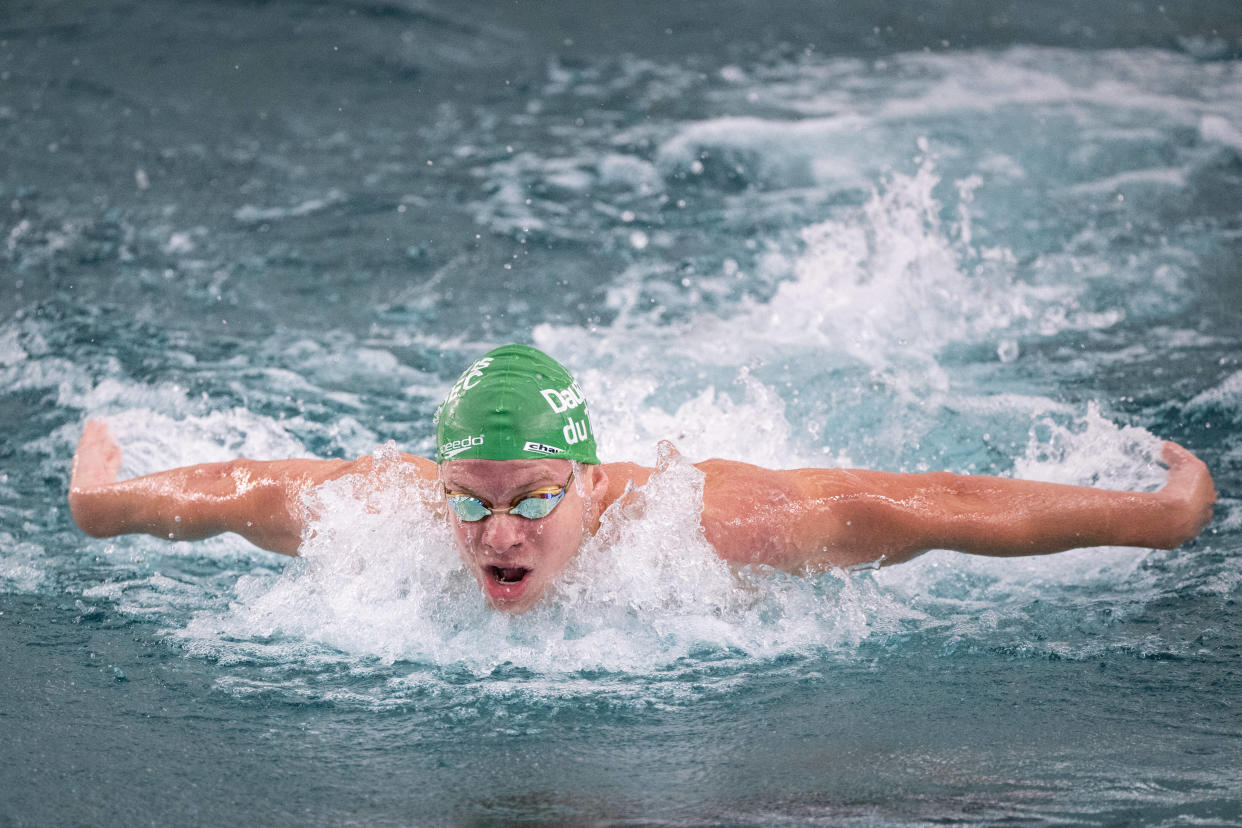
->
[598, 461, 652, 509]
[596, 457, 855, 518]
[399, 452, 438, 481]
[595, 455, 868, 568]
[694, 460, 864, 567]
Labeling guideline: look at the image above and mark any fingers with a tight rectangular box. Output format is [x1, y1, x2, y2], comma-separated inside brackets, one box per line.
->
[1160, 441, 1196, 467]
[71, 419, 123, 490]
[80, 419, 113, 446]
[1161, 442, 1213, 490]
[1160, 442, 1213, 491]
[1156, 440, 1217, 545]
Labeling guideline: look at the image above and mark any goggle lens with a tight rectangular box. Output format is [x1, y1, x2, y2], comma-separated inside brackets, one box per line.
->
[510, 490, 565, 519]
[444, 473, 573, 523]
[447, 496, 491, 522]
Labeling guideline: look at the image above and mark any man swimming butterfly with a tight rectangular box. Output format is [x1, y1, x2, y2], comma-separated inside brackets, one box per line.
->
[69, 344, 1217, 613]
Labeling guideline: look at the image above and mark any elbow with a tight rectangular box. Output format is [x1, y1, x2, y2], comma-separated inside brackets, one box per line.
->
[75, 521, 112, 539]
[68, 489, 112, 538]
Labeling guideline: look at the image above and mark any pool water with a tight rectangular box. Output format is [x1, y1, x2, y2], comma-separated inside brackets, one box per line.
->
[2, 1, 1241, 824]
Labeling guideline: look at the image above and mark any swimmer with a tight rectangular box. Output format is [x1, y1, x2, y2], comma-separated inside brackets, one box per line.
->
[68, 344, 1217, 613]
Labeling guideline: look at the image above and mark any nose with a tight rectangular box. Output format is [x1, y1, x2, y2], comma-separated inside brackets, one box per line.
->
[480, 513, 524, 555]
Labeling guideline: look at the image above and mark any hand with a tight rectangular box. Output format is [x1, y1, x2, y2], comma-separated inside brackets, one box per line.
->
[70, 420, 123, 492]
[1155, 441, 1216, 548]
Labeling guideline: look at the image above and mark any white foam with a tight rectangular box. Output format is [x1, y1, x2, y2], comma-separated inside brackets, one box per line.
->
[1064, 167, 1188, 194]
[582, 367, 798, 468]
[0, 324, 28, 367]
[98, 408, 316, 477]
[1187, 370, 1242, 410]
[233, 189, 346, 225]
[1013, 401, 1166, 491]
[1200, 114, 1242, 152]
[538, 151, 1115, 413]
[0, 533, 46, 592]
[655, 114, 872, 189]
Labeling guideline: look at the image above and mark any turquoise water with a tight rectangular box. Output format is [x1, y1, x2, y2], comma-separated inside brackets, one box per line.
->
[2, 2, 1241, 824]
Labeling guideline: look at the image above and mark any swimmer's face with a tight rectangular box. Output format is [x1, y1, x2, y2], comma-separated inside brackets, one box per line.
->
[439, 458, 608, 614]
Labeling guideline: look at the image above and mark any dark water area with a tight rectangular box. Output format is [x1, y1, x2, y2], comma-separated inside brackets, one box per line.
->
[3, 1, 1242, 825]
[5, 0, 1241, 338]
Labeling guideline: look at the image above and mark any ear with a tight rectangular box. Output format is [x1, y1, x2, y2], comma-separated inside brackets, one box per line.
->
[582, 464, 609, 515]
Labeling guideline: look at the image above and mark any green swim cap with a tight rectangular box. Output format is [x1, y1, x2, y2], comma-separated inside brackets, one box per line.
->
[435, 344, 599, 464]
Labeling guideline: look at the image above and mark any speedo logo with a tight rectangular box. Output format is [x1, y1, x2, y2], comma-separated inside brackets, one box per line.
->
[440, 434, 484, 458]
[523, 441, 565, 456]
[541, 382, 586, 414]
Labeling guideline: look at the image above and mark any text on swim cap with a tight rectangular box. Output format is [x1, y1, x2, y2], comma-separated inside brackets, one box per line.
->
[563, 418, 589, 445]
[541, 382, 586, 414]
[442, 357, 493, 410]
[440, 434, 484, 458]
[523, 441, 565, 455]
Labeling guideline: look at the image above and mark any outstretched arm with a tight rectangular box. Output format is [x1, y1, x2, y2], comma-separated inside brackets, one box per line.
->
[698, 442, 1216, 572]
[68, 421, 436, 556]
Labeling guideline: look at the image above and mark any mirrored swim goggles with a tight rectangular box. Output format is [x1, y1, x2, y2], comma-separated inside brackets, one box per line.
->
[443, 469, 575, 522]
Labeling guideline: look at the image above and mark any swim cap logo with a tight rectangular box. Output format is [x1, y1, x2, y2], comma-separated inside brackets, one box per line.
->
[440, 434, 484, 458]
[541, 382, 586, 414]
[542, 382, 591, 447]
[442, 357, 493, 409]
[563, 418, 589, 445]
[522, 441, 565, 456]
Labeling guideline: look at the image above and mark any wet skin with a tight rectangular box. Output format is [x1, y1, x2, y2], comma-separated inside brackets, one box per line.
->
[438, 458, 611, 613]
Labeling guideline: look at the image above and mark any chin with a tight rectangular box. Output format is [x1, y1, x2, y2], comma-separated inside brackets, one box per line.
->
[488, 597, 537, 614]
[474, 566, 545, 614]
[485, 590, 544, 615]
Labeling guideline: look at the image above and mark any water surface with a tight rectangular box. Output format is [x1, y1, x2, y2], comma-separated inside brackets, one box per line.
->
[2, 1, 1241, 824]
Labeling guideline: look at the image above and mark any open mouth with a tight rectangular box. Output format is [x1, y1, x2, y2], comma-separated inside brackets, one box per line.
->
[488, 565, 531, 585]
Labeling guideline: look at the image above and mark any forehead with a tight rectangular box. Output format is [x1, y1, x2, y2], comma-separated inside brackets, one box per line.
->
[439, 458, 572, 493]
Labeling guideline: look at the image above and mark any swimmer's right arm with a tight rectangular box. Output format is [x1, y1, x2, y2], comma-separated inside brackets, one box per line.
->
[67, 421, 436, 556]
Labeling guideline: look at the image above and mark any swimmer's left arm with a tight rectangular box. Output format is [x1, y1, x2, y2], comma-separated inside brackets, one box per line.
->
[698, 442, 1216, 571]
